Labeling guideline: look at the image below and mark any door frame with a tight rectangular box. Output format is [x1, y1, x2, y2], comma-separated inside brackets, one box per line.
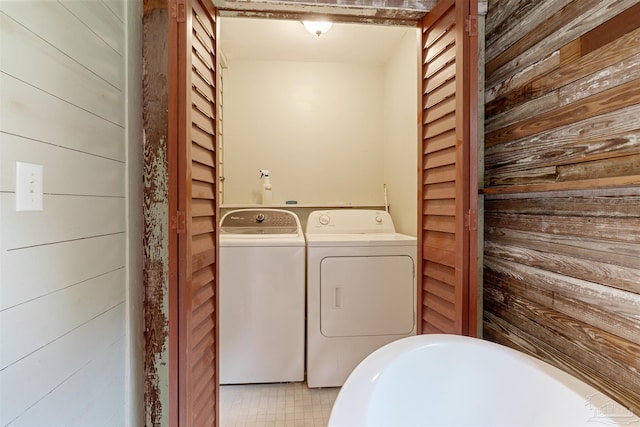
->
[166, 1, 481, 424]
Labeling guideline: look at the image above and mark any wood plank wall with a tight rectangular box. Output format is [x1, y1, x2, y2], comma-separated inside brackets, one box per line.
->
[0, 0, 141, 425]
[483, 0, 640, 413]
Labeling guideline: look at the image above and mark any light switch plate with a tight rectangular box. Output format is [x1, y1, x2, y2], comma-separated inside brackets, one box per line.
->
[16, 162, 44, 211]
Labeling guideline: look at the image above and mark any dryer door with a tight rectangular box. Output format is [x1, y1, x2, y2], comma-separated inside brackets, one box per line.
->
[320, 255, 415, 337]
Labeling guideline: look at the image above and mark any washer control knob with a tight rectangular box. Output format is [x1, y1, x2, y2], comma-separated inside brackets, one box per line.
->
[375, 215, 383, 224]
[319, 215, 330, 225]
[255, 213, 265, 223]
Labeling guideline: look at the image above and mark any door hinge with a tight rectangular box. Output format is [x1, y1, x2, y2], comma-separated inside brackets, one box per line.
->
[170, 0, 186, 23]
[171, 211, 187, 234]
[465, 15, 478, 37]
[465, 209, 478, 231]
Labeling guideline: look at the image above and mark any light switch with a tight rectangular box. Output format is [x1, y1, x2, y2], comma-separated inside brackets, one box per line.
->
[16, 162, 44, 211]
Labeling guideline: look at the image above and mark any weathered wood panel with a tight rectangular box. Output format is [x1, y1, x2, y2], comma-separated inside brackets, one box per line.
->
[142, 3, 170, 426]
[214, 0, 436, 25]
[486, 0, 638, 90]
[484, 311, 640, 414]
[486, 79, 640, 147]
[485, 0, 571, 66]
[487, 25, 640, 113]
[484, 0, 640, 414]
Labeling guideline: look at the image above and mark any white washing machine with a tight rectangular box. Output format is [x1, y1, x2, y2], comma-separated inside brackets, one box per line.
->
[219, 209, 305, 384]
[306, 209, 417, 388]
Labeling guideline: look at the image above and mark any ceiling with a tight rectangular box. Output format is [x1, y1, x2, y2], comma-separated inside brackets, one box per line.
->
[219, 17, 414, 66]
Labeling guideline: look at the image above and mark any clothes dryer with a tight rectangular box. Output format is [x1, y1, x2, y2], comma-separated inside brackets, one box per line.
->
[219, 209, 305, 384]
[305, 209, 417, 388]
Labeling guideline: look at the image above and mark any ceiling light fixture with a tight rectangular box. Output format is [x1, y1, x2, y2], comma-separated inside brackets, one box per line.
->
[302, 20, 333, 37]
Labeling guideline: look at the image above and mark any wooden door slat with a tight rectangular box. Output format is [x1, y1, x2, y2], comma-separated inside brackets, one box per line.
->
[424, 276, 456, 303]
[423, 114, 456, 139]
[192, 180, 216, 200]
[423, 146, 456, 170]
[423, 130, 456, 154]
[423, 199, 456, 217]
[424, 164, 456, 185]
[192, 124, 215, 151]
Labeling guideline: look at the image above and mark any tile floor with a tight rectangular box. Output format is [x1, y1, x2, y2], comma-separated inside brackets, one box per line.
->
[219, 382, 340, 427]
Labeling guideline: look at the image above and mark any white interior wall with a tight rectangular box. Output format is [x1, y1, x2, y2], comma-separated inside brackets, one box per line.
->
[125, 0, 144, 425]
[383, 29, 419, 236]
[0, 0, 141, 424]
[223, 60, 385, 206]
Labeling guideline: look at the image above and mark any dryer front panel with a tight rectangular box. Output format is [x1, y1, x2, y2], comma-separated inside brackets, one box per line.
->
[319, 255, 415, 337]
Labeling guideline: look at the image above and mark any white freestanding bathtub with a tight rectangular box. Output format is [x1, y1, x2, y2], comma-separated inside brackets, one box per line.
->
[329, 334, 638, 426]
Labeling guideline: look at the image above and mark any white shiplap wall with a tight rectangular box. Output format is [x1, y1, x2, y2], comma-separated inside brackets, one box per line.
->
[0, 0, 141, 425]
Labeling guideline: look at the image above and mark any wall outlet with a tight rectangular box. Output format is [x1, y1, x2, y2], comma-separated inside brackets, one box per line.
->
[16, 162, 44, 211]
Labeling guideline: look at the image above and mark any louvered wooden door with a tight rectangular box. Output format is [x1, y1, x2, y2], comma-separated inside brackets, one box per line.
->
[418, 0, 478, 336]
[169, 0, 219, 425]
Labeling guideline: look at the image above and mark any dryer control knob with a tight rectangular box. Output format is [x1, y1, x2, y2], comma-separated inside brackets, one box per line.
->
[255, 213, 265, 223]
[375, 215, 383, 224]
[319, 215, 330, 225]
